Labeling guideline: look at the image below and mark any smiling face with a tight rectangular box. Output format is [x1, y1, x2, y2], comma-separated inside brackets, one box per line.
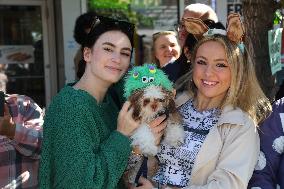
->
[154, 34, 180, 67]
[192, 40, 231, 104]
[84, 30, 132, 86]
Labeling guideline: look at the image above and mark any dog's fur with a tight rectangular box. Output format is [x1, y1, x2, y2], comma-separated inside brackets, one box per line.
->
[125, 85, 184, 184]
[129, 85, 184, 156]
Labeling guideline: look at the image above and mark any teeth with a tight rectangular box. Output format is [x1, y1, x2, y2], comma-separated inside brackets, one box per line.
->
[203, 80, 217, 86]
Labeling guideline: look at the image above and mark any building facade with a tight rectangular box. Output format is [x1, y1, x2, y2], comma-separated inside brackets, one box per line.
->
[0, 0, 239, 107]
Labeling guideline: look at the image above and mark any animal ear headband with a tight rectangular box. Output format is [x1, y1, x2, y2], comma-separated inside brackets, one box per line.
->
[183, 13, 245, 43]
[226, 13, 245, 43]
[182, 17, 209, 40]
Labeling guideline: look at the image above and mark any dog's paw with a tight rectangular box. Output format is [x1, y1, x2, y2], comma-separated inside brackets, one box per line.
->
[142, 145, 159, 156]
[131, 124, 158, 156]
[163, 124, 185, 147]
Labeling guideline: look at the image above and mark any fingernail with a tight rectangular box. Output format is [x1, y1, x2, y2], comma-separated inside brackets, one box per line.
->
[160, 115, 166, 120]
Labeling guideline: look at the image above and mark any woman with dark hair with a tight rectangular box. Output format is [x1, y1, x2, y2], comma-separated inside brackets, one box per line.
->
[39, 15, 165, 189]
[73, 11, 97, 79]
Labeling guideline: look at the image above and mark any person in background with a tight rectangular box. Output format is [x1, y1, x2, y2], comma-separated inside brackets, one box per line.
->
[0, 93, 44, 189]
[39, 15, 166, 189]
[73, 11, 126, 109]
[177, 3, 218, 48]
[152, 31, 181, 68]
[162, 3, 218, 83]
[73, 11, 97, 79]
[248, 97, 284, 189]
[131, 14, 271, 189]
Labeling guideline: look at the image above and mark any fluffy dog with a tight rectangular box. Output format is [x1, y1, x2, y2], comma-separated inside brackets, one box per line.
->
[123, 64, 185, 184]
[129, 85, 184, 156]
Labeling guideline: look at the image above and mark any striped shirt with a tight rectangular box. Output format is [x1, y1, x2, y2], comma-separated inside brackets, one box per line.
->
[0, 94, 43, 189]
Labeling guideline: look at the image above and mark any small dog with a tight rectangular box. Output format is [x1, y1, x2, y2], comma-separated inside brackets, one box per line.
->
[123, 64, 185, 184]
[125, 85, 185, 184]
[129, 85, 184, 156]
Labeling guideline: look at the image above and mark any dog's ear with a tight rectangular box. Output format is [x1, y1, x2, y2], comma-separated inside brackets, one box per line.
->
[163, 90, 182, 121]
[132, 104, 142, 121]
[128, 89, 144, 103]
[161, 88, 177, 113]
[172, 89, 176, 98]
[161, 88, 174, 100]
[168, 98, 177, 113]
[128, 90, 144, 121]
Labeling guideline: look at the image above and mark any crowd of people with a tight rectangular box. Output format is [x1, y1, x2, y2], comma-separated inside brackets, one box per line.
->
[0, 3, 283, 189]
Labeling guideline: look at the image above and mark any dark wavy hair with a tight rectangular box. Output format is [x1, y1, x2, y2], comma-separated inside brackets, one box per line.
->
[76, 15, 135, 78]
[73, 11, 98, 45]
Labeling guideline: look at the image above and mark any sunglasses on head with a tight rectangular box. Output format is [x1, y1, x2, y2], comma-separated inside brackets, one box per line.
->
[87, 15, 135, 38]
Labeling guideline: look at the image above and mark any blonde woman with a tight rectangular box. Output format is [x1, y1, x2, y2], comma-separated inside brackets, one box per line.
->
[132, 15, 271, 189]
[152, 31, 181, 68]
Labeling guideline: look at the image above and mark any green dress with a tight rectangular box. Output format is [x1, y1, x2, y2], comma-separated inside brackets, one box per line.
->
[39, 83, 131, 189]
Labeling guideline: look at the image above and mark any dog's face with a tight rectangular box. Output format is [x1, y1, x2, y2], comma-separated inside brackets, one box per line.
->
[129, 86, 176, 123]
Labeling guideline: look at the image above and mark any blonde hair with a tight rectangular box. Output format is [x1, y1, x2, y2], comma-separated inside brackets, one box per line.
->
[188, 35, 271, 124]
[152, 31, 178, 67]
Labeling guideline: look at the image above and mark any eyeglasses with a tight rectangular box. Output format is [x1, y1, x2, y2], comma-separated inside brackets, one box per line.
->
[174, 22, 186, 32]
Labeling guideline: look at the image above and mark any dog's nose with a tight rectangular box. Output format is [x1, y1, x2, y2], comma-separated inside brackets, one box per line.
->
[151, 104, 157, 112]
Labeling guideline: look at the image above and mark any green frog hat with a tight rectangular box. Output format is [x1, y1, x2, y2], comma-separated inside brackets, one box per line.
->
[124, 64, 174, 99]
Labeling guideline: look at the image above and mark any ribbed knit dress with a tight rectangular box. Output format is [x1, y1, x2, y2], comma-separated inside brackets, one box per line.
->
[39, 83, 131, 189]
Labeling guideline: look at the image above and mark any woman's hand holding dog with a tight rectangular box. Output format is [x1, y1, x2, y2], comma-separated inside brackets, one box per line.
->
[117, 101, 141, 137]
[129, 177, 154, 189]
[149, 115, 167, 145]
[117, 101, 166, 144]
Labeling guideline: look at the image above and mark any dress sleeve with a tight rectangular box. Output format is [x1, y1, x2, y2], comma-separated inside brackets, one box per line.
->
[187, 120, 259, 189]
[39, 100, 131, 189]
[9, 95, 43, 158]
[248, 102, 284, 189]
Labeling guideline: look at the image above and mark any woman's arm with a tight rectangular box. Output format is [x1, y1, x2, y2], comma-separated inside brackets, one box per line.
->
[188, 121, 259, 189]
[6, 95, 43, 158]
[248, 103, 284, 189]
[40, 100, 133, 189]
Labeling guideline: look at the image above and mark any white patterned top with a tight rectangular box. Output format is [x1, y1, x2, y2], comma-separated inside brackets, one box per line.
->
[153, 99, 220, 187]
